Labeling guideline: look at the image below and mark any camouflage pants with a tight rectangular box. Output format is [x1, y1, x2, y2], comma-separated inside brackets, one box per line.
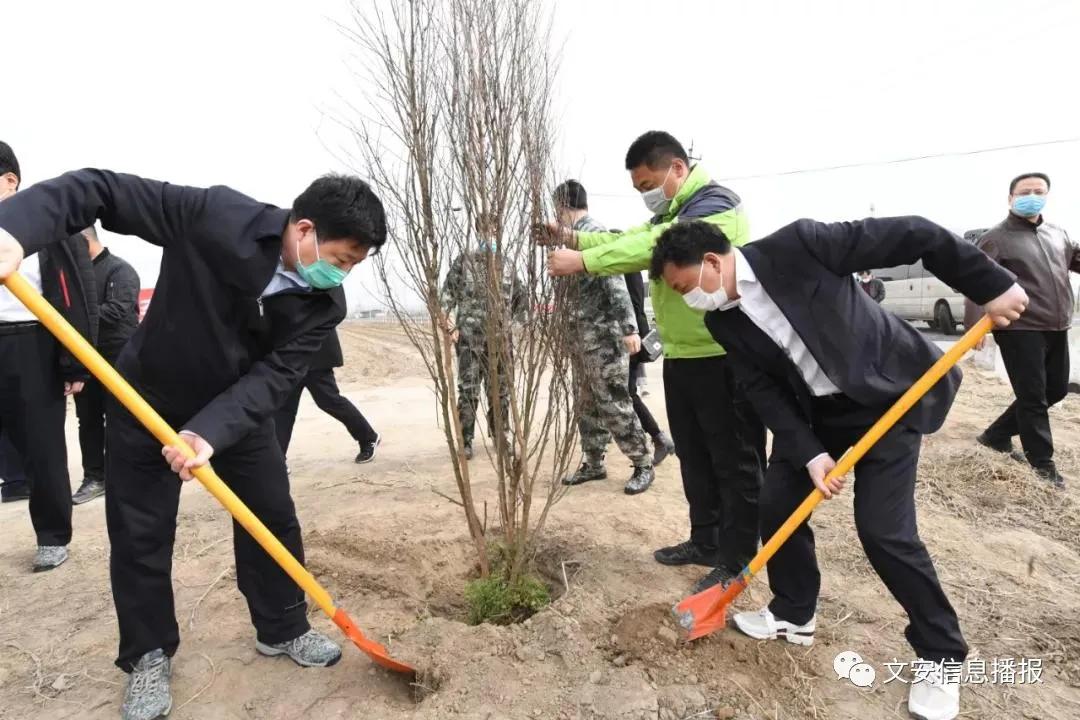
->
[575, 341, 650, 468]
[456, 338, 510, 443]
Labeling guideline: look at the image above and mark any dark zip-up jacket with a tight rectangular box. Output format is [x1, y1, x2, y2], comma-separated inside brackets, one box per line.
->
[304, 320, 345, 371]
[90, 247, 140, 360]
[964, 213, 1077, 332]
[624, 270, 651, 363]
[0, 169, 346, 453]
[38, 235, 98, 382]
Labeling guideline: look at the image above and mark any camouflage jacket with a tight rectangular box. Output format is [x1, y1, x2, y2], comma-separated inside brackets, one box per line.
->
[566, 215, 637, 348]
[442, 247, 526, 341]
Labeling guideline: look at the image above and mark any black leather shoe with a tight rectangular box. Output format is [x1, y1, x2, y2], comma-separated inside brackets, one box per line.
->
[1034, 463, 1067, 489]
[976, 432, 1025, 463]
[463, 443, 474, 461]
[691, 566, 738, 595]
[562, 462, 607, 486]
[976, 432, 1013, 454]
[652, 433, 675, 467]
[1, 484, 30, 503]
[653, 540, 722, 567]
[624, 466, 655, 495]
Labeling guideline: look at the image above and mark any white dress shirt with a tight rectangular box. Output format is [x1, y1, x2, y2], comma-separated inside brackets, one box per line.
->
[731, 248, 840, 397]
[0, 253, 42, 323]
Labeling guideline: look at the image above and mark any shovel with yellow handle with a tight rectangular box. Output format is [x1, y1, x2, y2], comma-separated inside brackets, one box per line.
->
[2, 271, 415, 676]
[674, 315, 995, 641]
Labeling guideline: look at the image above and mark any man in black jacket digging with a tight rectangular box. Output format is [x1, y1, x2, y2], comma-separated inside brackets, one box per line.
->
[651, 217, 1027, 720]
[0, 142, 98, 570]
[0, 167, 386, 720]
[73, 225, 141, 504]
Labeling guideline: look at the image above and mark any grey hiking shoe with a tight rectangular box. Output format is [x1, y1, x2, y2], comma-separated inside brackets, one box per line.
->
[72, 478, 106, 504]
[33, 545, 69, 572]
[121, 649, 172, 720]
[562, 462, 607, 486]
[256, 630, 342, 668]
[652, 432, 675, 467]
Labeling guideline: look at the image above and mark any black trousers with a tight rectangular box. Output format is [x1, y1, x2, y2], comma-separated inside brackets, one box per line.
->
[984, 329, 1070, 468]
[663, 355, 765, 571]
[0, 325, 72, 545]
[74, 375, 109, 484]
[107, 400, 309, 671]
[274, 367, 376, 456]
[0, 428, 28, 490]
[628, 358, 661, 439]
[762, 394, 967, 663]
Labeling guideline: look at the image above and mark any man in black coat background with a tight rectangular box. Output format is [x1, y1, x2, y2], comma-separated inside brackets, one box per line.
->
[623, 269, 675, 465]
[274, 322, 381, 464]
[651, 217, 1027, 720]
[0, 142, 98, 572]
[73, 224, 141, 504]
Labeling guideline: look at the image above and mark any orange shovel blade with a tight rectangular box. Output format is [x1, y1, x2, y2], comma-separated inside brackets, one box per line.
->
[333, 609, 416, 676]
[674, 574, 749, 641]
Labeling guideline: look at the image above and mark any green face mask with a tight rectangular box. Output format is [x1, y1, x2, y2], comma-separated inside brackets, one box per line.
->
[296, 233, 348, 289]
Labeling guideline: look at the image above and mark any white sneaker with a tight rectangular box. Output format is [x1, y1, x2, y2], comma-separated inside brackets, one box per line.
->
[908, 661, 960, 720]
[731, 607, 815, 646]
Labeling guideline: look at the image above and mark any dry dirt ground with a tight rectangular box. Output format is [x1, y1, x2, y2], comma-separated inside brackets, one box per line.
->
[2, 321, 1080, 720]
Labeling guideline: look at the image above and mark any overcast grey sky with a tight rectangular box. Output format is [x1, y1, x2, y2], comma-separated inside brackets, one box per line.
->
[6, 0, 1079, 310]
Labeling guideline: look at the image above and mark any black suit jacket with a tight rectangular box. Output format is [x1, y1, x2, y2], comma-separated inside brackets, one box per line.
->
[704, 216, 1014, 466]
[0, 169, 346, 453]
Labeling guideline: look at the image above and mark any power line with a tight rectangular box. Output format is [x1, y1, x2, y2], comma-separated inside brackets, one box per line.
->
[587, 136, 1080, 198]
[715, 136, 1080, 182]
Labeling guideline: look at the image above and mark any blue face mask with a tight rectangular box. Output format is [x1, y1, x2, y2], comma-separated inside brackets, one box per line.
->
[296, 233, 349, 289]
[1012, 194, 1047, 218]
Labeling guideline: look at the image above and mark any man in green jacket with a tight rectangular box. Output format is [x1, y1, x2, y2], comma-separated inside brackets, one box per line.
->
[540, 131, 765, 593]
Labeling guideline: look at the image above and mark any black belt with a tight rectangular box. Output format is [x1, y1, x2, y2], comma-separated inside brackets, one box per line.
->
[0, 321, 40, 336]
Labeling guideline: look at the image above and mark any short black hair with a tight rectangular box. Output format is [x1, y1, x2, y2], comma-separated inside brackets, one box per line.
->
[625, 131, 689, 171]
[1009, 172, 1051, 194]
[291, 174, 387, 249]
[0, 141, 21, 188]
[553, 179, 587, 210]
[649, 221, 731, 279]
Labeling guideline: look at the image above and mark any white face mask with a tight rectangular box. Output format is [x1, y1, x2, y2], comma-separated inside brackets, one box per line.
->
[640, 165, 674, 215]
[682, 258, 737, 312]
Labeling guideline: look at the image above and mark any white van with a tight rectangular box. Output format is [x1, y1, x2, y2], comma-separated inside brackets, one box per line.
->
[875, 229, 986, 335]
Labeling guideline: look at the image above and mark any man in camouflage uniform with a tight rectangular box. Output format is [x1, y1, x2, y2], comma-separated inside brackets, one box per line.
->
[554, 181, 655, 494]
[442, 215, 525, 459]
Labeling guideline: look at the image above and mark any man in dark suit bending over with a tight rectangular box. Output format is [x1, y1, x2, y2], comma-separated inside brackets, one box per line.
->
[651, 218, 1027, 720]
[0, 168, 386, 720]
